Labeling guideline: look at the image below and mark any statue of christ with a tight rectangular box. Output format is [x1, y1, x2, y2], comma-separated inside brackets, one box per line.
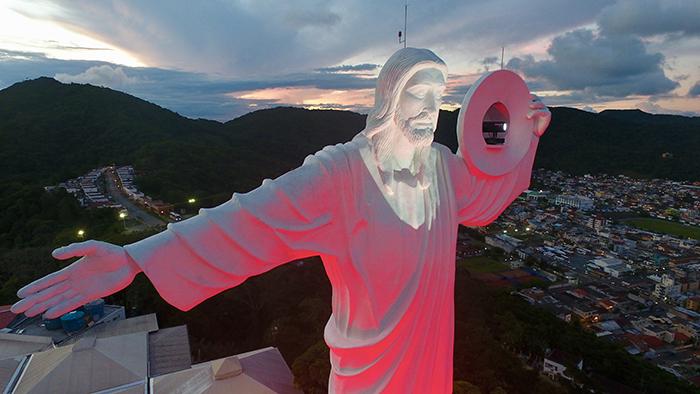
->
[13, 48, 550, 393]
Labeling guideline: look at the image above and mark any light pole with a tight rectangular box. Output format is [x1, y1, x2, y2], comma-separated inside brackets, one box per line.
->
[119, 211, 128, 230]
[187, 198, 197, 215]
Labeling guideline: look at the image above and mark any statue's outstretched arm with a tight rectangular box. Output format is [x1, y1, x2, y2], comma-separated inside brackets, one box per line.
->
[451, 95, 550, 226]
[13, 150, 342, 317]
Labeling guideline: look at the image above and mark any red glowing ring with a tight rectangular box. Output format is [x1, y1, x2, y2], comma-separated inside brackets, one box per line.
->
[457, 70, 535, 177]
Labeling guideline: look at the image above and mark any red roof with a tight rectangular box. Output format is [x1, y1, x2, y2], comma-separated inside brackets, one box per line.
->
[640, 335, 666, 349]
[675, 332, 691, 344]
[623, 333, 667, 351]
[0, 305, 17, 329]
[572, 288, 589, 298]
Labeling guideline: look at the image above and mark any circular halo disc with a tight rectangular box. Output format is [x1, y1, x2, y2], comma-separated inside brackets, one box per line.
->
[457, 70, 535, 177]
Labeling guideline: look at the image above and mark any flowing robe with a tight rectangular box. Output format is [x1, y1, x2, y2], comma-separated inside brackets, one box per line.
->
[124, 134, 537, 393]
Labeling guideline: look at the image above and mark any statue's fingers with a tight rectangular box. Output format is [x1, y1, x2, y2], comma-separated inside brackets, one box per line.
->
[52, 240, 100, 260]
[24, 289, 76, 317]
[16, 269, 69, 298]
[529, 101, 545, 110]
[11, 282, 70, 314]
[43, 294, 85, 320]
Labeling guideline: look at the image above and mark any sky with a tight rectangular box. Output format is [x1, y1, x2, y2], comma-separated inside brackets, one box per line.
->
[0, 0, 698, 121]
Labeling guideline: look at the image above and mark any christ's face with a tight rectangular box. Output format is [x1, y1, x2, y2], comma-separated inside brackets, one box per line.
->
[395, 68, 446, 147]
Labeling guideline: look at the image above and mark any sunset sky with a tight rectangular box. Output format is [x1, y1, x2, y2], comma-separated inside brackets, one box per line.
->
[1, 0, 698, 121]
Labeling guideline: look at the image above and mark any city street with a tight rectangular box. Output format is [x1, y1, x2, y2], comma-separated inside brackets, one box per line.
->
[104, 169, 166, 229]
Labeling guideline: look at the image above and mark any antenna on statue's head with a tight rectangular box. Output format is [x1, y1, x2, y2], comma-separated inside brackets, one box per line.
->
[398, 2, 407, 48]
[501, 47, 505, 69]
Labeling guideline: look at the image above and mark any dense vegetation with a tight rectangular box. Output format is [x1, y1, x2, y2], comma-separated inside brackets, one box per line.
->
[434, 107, 700, 181]
[1, 78, 698, 392]
[622, 217, 700, 240]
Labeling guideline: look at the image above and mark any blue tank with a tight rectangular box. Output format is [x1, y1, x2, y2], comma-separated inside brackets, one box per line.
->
[84, 299, 105, 321]
[60, 311, 86, 333]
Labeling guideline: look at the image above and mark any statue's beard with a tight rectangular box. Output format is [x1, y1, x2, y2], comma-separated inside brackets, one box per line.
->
[369, 112, 435, 174]
[397, 112, 435, 148]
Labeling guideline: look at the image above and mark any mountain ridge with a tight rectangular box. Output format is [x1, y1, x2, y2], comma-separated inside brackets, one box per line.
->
[0, 77, 697, 207]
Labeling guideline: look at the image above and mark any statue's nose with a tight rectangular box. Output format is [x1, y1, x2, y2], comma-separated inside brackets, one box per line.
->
[425, 91, 440, 113]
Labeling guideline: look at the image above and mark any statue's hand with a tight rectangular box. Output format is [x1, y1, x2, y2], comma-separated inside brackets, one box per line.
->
[11, 240, 141, 319]
[527, 94, 551, 137]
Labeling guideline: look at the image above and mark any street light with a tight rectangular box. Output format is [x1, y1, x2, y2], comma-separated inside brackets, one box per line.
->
[77, 229, 85, 239]
[119, 211, 128, 230]
[188, 198, 196, 204]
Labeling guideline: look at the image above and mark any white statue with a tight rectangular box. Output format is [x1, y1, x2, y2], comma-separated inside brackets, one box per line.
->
[13, 48, 550, 393]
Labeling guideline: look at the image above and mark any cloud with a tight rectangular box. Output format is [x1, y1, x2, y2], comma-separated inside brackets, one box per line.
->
[284, 8, 341, 29]
[0, 50, 383, 120]
[689, 81, 700, 97]
[481, 57, 499, 66]
[478, 56, 500, 72]
[0, 49, 110, 87]
[316, 63, 379, 73]
[9, 0, 613, 77]
[637, 100, 698, 117]
[507, 29, 679, 97]
[55, 65, 139, 87]
[3, 1, 699, 118]
[598, 0, 700, 37]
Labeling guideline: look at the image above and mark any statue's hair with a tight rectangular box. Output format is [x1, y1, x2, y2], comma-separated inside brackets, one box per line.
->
[363, 48, 448, 139]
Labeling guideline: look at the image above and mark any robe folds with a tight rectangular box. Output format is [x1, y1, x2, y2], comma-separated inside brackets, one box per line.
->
[124, 134, 537, 393]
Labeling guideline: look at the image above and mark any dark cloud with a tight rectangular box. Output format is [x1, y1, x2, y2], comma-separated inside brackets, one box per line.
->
[598, 0, 700, 37]
[481, 57, 499, 66]
[284, 8, 341, 28]
[315, 64, 379, 73]
[689, 81, 700, 97]
[478, 56, 500, 72]
[442, 84, 472, 106]
[528, 91, 599, 107]
[11, 0, 614, 77]
[507, 29, 679, 97]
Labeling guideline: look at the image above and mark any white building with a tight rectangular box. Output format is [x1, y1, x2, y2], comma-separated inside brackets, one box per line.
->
[554, 194, 594, 210]
[590, 257, 632, 278]
[485, 234, 522, 253]
[653, 274, 681, 300]
[543, 350, 575, 381]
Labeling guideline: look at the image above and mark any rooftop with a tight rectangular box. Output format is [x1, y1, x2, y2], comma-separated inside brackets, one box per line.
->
[151, 347, 301, 394]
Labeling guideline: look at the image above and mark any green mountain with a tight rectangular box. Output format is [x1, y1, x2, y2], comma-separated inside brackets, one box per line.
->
[435, 107, 700, 181]
[1, 77, 698, 201]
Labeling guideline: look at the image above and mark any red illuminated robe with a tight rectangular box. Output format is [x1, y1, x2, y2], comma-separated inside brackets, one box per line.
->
[124, 133, 537, 393]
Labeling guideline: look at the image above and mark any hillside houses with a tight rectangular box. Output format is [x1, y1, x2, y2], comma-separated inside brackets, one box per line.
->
[486, 169, 700, 383]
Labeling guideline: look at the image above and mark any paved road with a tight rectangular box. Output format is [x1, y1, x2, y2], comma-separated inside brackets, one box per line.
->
[104, 169, 166, 228]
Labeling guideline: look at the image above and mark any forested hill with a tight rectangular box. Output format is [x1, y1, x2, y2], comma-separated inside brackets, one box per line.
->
[434, 107, 700, 181]
[0, 77, 698, 205]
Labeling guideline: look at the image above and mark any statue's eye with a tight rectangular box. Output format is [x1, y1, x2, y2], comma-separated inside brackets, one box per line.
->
[406, 85, 429, 99]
